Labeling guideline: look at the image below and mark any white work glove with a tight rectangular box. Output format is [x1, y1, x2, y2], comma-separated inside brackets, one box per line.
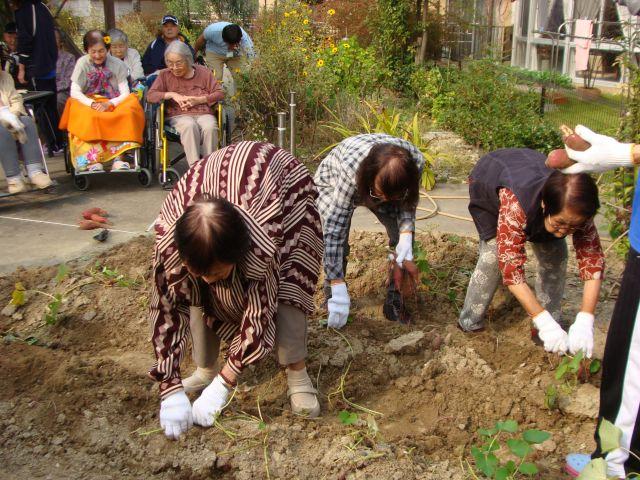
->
[563, 125, 634, 174]
[192, 375, 231, 427]
[533, 310, 569, 355]
[568, 311, 594, 358]
[395, 232, 414, 265]
[327, 282, 350, 329]
[159, 390, 193, 440]
[0, 106, 24, 133]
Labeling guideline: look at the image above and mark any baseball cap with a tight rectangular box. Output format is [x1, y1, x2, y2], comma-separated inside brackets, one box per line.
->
[161, 15, 179, 26]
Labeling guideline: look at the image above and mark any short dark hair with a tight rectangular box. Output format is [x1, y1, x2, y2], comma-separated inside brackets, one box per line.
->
[541, 171, 600, 219]
[174, 198, 251, 276]
[82, 30, 110, 52]
[222, 24, 243, 44]
[4, 22, 16, 34]
[355, 143, 420, 211]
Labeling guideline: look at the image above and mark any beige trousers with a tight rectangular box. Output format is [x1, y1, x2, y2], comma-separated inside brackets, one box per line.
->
[205, 51, 247, 84]
[167, 114, 218, 166]
[189, 303, 308, 368]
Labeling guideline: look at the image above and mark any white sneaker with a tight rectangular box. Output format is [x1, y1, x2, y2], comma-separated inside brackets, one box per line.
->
[28, 171, 52, 189]
[287, 367, 320, 418]
[7, 177, 27, 194]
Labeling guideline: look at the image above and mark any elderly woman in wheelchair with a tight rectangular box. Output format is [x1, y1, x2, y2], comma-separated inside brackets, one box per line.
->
[147, 40, 224, 167]
[59, 30, 145, 173]
[0, 70, 52, 194]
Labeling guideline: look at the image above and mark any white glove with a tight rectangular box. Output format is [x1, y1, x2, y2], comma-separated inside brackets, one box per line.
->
[533, 310, 569, 355]
[192, 375, 230, 427]
[568, 311, 594, 358]
[327, 282, 350, 329]
[0, 106, 24, 133]
[159, 390, 193, 440]
[563, 125, 634, 174]
[395, 232, 414, 265]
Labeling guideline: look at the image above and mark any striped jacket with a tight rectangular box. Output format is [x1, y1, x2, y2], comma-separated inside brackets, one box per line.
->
[148, 142, 323, 399]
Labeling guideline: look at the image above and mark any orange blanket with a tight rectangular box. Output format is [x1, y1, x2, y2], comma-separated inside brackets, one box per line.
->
[59, 94, 144, 144]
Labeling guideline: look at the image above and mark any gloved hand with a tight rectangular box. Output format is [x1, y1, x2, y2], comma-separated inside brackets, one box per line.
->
[0, 106, 24, 133]
[533, 310, 569, 355]
[568, 311, 594, 358]
[327, 282, 350, 329]
[395, 232, 414, 265]
[563, 125, 634, 174]
[159, 390, 193, 440]
[192, 375, 231, 427]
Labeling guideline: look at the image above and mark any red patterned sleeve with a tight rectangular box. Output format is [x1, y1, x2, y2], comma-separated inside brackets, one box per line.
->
[572, 220, 605, 281]
[497, 188, 528, 286]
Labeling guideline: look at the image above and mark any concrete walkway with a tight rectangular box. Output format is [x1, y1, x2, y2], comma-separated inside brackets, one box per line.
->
[0, 154, 610, 274]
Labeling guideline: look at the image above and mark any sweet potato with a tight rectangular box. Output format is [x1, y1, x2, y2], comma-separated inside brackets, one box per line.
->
[82, 207, 108, 220]
[560, 124, 591, 151]
[546, 149, 574, 169]
[90, 213, 109, 224]
[78, 220, 105, 230]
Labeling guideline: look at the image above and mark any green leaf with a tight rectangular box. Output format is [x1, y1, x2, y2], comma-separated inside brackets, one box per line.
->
[55, 264, 69, 284]
[483, 440, 501, 452]
[497, 420, 518, 433]
[495, 466, 510, 480]
[504, 460, 517, 474]
[555, 362, 570, 380]
[523, 429, 551, 444]
[10, 282, 26, 306]
[478, 428, 497, 437]
[25, 336, 38, 346]
[258, 421, 267, 430]
[569, 351, 585, 373]
[506, 438, 531, 458]
[598, 419, 622, 454]
[589, 359, 602, 375]
[518, 462, 539, 475]
[338, 410, 358, 425]
[576, 457, 608, 480]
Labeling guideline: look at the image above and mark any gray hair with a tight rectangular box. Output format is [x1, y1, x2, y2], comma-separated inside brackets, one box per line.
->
[107, 28, 128, 46]
[164, 40, 194, 68]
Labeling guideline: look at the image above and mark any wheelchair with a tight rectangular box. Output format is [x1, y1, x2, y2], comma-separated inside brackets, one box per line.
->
[147, 98, 232, 190]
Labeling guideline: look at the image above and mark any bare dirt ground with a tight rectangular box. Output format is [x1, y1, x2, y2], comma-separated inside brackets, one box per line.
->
[0, 232, 624, 479]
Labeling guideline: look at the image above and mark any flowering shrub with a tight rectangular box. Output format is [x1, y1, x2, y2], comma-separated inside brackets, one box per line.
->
[236, 0, 390, 145]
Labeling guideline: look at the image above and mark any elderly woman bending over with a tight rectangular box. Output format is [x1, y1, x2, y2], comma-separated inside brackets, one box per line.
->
[147, 41, 224, 167]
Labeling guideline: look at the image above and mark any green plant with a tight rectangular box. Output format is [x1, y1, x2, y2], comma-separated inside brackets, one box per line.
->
[466, 420, 551, 479]
[370, 0, 415, 91]
[544, 351, 602, 411]
[90, 262, 139, 287]
[576, 419, 640, 479]
[413, 241, 466, 310]
[320, 100, 436, 190]
[415, 60, 563, 153]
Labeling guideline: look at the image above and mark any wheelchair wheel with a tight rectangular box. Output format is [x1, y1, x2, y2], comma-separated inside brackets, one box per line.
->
[138, 168, 153, 187]
[73, 175, 90, 191]
[158, 168, 180, 190]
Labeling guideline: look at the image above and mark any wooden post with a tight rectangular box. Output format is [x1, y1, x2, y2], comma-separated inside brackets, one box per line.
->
[104, 0, 116, 31]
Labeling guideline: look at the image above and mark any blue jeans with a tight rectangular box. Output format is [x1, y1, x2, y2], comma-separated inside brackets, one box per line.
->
[0, 116, 44, 178]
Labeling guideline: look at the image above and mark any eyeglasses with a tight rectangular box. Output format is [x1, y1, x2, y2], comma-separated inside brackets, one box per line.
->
[547, 215, 583, 234]
[166, 60, 186, 68]
[369, 187, 409, 204]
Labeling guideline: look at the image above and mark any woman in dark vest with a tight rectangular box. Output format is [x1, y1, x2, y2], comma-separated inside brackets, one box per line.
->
[459, 148, 604, 356]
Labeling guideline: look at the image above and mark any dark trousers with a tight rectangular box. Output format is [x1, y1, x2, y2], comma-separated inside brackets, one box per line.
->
[32, 77, 63, 151]
[593, 247, 640, 477]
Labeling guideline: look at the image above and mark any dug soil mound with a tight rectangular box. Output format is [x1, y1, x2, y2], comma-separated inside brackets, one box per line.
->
[0, 232, 622, 479]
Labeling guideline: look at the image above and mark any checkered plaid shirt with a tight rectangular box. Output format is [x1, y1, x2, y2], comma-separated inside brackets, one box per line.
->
[314, 134, 425, 281]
